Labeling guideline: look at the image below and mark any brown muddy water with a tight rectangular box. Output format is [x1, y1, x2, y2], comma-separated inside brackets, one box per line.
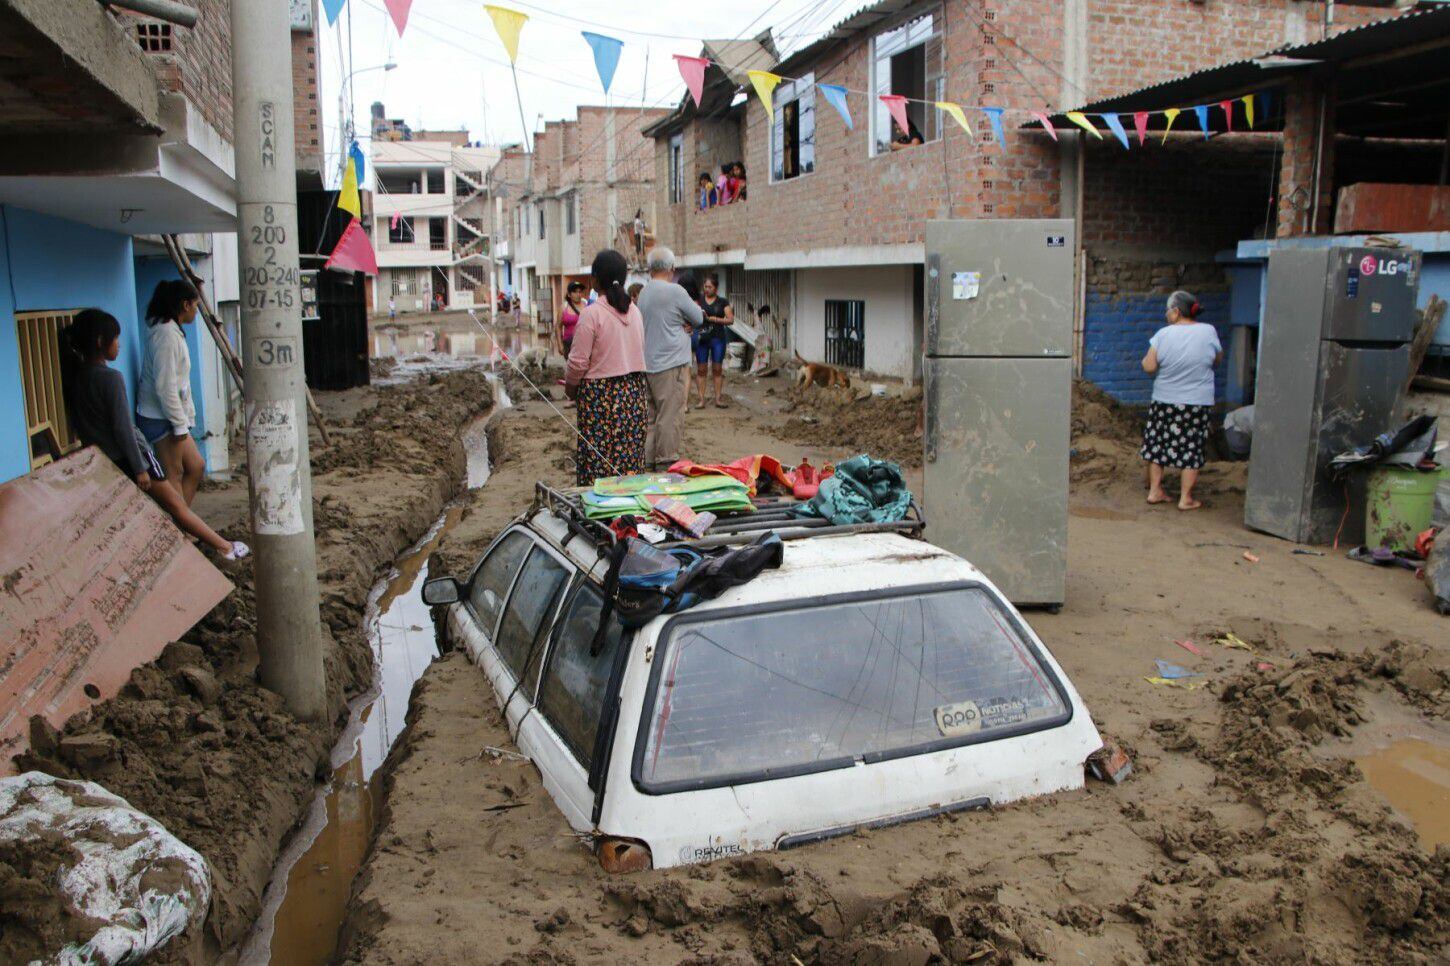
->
[237, 376, 509, 965]
[1355, 738, 1450, 850]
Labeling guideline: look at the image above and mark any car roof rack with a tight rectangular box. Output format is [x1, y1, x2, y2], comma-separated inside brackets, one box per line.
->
[531, 481, 926, 553]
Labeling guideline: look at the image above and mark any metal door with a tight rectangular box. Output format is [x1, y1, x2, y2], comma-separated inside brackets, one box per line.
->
[924, 356, 1070, 605]
[925, 219, 1074, 359]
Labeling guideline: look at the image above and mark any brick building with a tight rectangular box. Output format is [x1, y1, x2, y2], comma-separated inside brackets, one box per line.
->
[647, 0, 1399, 384]
[494, 106, 670, 334]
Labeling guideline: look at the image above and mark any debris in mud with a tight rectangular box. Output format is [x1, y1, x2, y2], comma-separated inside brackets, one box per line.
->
[1087, 738, 1134, 783]
[778, 385, 921, 468]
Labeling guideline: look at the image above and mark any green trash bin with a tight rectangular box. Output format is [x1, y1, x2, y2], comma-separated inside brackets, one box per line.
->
[1365, 465, 1445, 552]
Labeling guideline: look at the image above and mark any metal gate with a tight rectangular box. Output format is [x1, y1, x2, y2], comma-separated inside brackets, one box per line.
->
[824, 298, 865, 369]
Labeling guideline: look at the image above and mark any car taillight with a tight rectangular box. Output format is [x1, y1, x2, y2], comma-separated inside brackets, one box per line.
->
[597, 837, 652, 873]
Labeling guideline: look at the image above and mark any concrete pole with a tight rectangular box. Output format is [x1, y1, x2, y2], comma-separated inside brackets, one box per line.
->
[231, 0, 326, 721]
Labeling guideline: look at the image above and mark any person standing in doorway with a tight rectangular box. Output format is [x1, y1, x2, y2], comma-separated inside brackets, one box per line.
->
[557, 280, 586, 359]
[135, 278, 205, 505]
[695, 274, 733, 409]
[564, 250, 649, 485]
[637, 247, 702, 469]
[1140, 290, 1223, 510]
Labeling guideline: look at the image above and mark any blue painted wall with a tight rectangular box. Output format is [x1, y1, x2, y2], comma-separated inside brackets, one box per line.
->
[0, 206, 144, 484]
[1082, 290, 1232, 405]
[133, 256, 208, 464]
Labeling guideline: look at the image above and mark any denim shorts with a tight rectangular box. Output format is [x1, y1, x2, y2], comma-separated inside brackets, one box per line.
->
[136, 414, 177, 444]
[695, 331, 727, 365]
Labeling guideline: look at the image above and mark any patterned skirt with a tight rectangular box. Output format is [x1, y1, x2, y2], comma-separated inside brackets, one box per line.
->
[575, 372, 649, 486]
[1140, 402, 1213, 469]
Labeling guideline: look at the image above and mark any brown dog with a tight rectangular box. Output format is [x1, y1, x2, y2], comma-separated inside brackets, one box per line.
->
[793, 352, 851, 390]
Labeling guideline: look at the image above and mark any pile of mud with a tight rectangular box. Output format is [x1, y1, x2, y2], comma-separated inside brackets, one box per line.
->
[777, 385, 922, 468]
[6, 370, 493, 961]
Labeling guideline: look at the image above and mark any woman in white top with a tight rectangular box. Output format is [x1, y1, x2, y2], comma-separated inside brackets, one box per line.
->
[1140, 290, 1223, 511]
[136, 278, 206, 504]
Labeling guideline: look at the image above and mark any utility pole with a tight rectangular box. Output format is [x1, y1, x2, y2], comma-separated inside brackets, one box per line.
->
[231, 0, 326, 720]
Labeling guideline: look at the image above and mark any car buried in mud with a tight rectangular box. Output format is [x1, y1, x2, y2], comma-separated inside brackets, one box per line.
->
[422, 483, 1102, 871]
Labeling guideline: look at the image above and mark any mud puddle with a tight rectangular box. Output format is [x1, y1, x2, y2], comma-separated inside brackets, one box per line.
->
[1355, 738, 1450, 849]
[237, 396, 505, 964]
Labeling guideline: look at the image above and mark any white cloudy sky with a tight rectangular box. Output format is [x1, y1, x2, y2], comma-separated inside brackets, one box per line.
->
[318, 0, 847, 183]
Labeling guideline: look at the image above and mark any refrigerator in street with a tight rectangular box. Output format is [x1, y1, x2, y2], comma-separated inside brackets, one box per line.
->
[923, 219, 1074, 607]
[1245, 247, 1421, 544]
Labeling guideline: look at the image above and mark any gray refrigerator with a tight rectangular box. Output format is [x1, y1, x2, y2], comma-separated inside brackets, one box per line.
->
[923, 219, 1074, 607]
[1245, 247, 1421, 544]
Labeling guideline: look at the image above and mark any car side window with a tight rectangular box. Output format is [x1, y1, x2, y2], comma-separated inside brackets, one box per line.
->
[536, 583, 624, 769]
[493, 547, 570, 688]
[467, 531, 531, 640]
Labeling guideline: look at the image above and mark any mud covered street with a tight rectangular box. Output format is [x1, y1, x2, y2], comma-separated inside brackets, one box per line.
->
[2, 370, 496, 963]
[337, 372, 1448, 965]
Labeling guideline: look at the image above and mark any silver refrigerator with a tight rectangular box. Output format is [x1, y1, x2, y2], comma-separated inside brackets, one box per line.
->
[923, 219, 1074, 607]
[1245, 247, 1421, 544]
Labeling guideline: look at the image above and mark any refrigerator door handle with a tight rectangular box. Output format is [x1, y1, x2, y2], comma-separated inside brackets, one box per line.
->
[925, 253, 940, 358]
[924, 361, 938, 464]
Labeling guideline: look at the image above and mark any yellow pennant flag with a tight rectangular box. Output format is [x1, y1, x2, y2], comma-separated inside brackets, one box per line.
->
[1241, 94, 1255, 129]
[338, 155, 361, 218]
[1065, 111, 1102, 139]
[747, 70, 783, 120]
[1161, 107, 1181, 144]
[937, 101, 973, 137]
[484, 5, 528, 64]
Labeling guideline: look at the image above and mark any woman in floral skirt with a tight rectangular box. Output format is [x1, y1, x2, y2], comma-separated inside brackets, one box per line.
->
[564, 249, 649, 486]
[1140, 290, 1223, 510]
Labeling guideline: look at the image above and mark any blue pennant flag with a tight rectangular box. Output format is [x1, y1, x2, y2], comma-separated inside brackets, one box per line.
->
[581, 31, 624, 94]
[349, 141, 366, 181]
[818, 84, 852, 130]
[1102, 112, 1130, 149]
[1259, 90, 1273, 123]
[323, 0, 347, 25]
[982, 106, 1005, 149]
[1192, 104, 1210, 139]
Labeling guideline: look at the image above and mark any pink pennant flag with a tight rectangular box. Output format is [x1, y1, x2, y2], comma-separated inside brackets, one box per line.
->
[879, 94, 910, 138]
[390, 211, 401, 231]
[325, 217, 379, 275]
[1133, 111, 1149, 146]
[383, 0, 412, 36]
[674, 55, 708, 109]
[1219, 99, 1233, 133]
[1029, 111, 1057, 141]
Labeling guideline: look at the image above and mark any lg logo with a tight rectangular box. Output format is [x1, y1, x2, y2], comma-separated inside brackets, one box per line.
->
[1359, 255, 1412, 277]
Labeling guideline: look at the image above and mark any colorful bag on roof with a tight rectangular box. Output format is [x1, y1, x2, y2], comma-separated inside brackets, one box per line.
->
[582, 484, 753, 520]
[795, 454, 912, 525]
[667, 455, 834, 498]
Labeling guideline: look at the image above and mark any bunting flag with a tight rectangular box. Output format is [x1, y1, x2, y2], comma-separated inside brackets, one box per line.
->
[1161, 107, 1180, 144]
[941, 102, 974, 137]
[581, 31, 623, 94]
[1029, 110, 1056, 141]
[1102, 112, 1130, 149]
[1065, 111, 1102, 139]
[349, 141, 366, 182]
[383, 0, 412, 36]
[674, 55, 709, 108]
[338, 156, 361, 218]
[325, 218, 378, 276]
[982, 107, 1005, 149]
[1259, 91, 1272, 123]
[820, 84, 853, 129]
[391, 211, 401, 231]
[1219, 99, 1234, 134]
[880, 94, 910, 138]
[1242, 94, 1256, 129]
[747, 70, 783, 120]
[484, 5, 528, 64]
[1192, 104, 1210, 139]
[1133, 111, 1149, 146]
[323, 0, 347, 25]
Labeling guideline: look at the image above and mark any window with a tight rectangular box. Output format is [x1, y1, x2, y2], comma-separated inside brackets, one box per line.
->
[537, 583, 625, 768]
[565, 192, 577, 235]
[871, 11, 944, 155]
[770, 73, 816, 182]
[426, 169, 445, 193]
[824, 299, 865, 369]
[493, 547, 569, 687]
[135, 21, 172, 52]
[668, 133, 684, 205]
[428, 217, 447, 251]
[388, 215, 415, 244]
[18, 311, 79, 469]
[467, 531, 532, 641]
[537, 203, 545, 240]
[637, 588, 1071, 791]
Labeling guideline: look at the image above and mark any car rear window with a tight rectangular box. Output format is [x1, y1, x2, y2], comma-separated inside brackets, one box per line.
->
[537, 583, 625, 769]
[636, 587, 1070, 791]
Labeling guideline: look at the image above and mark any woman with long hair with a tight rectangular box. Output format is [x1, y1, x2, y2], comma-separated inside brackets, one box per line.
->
[563, 250, 649, 485]
[67, 309, 248, 559]
[136, 278, 206, 504]
[557, 279, 587, 359]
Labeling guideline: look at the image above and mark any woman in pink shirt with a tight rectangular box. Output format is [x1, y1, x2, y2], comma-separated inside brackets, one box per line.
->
[556, 279, 586, 358]
[565, 249, 648, 485]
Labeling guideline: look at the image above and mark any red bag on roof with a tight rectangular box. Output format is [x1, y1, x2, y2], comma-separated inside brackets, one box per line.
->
[668, 455, 831, 499]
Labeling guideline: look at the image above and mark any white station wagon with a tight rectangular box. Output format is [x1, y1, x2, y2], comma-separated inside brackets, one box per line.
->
[423, 484, 1101, 871]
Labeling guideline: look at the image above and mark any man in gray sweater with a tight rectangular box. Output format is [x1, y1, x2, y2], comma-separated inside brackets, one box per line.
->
[637, 246, 702, 469]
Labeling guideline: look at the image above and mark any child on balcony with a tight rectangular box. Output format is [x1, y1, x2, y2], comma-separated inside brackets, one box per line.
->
[698, 171, 719, 210]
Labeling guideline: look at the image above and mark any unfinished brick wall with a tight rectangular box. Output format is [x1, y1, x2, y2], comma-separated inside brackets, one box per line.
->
[293, 1, 323, 176]
[1275, 74, 1336, 238]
